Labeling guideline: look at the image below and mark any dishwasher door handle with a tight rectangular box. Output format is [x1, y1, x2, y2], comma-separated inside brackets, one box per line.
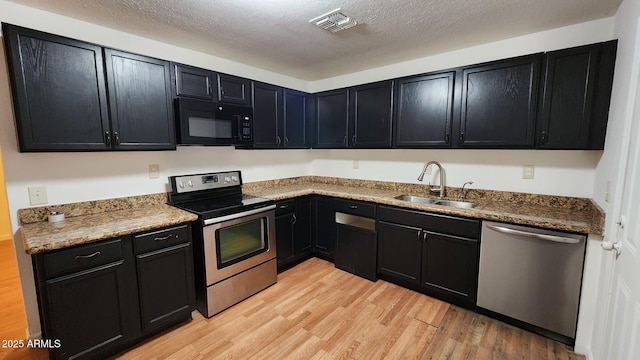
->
[485, 224, 581, 244]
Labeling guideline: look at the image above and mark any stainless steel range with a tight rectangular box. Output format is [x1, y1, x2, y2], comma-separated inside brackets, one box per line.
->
[169, 170, 276, 317]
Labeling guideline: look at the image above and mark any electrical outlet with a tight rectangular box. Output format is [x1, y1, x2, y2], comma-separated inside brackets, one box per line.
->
[605, 180, 611, 202]
[28, 186, 48, 205]
[149, 164, 160, 179]
[353, 160, 359, 169]
[522, 165, 535, 179]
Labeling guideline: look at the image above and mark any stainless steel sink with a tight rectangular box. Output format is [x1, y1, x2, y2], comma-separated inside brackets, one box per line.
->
[394, 195, 476, 208]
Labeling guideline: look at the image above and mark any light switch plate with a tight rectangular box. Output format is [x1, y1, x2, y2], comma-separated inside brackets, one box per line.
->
[149, 164, 160, 179]
[522, 165, 535, 179]
[353, 160, 359, 169]
[28, 186, 48, 205]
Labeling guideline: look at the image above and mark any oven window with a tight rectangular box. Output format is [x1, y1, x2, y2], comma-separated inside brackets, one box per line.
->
[216, 218, 267, 268]
[188, 116, 233, 139]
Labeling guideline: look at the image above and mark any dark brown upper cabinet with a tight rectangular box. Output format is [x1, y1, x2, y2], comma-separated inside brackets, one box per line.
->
[2, 24, 111, 151]
[252, 82, 284, 148]
[394, 72, 456, 148]
[217, 74, 252, 105]
[537, 40, 617, 150]
[173, 63, 216, 100]
[314, 89, 349, 148]
[349, 81, 393, 148]
[455, 54, 542, 148]
[3, 23, 175, 151]
[104, 49, 175, 150]
[283, 89, 311, 148]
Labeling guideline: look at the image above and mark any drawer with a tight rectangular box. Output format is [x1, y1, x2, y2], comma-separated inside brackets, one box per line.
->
[275, 199, 297, 216]
[379, 205, 479, 239]
[42, 238, 124, 279]
[134, 224, 190, 255]
[333, 198, 376, 218]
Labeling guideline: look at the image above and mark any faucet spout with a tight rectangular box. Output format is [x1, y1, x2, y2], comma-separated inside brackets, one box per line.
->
[417, 161, 445, 198]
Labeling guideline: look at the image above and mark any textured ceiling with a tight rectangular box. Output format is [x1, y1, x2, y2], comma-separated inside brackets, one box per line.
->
[5, 0, 622, 80]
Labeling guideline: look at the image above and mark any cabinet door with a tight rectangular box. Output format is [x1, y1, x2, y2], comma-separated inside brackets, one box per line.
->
[457, 55, 541, 148]
[2, 24, 111, 151]
[217, 74, 251, 105]
[377, 221, 422, 285]
[538, 41, 617, 149]
[395, 72, 455, 148]
[104, 49, 175, 150]
[276, 212, 296, 270]
[284, 89, 311, 148]
[421, 232, 479, 307]
[45, 261, 138, 360]
[136, 242, 195, 333]
[313, 197, 336, 260]
[295, 196, 313, 255]
[315, 89, 349, 148]
[349, 81, 393, 148]
[252, 82, 283, 148]
[173, 63, 215, 100]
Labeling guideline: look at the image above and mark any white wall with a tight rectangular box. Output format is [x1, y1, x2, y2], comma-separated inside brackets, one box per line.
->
[0, 0, 618, 341]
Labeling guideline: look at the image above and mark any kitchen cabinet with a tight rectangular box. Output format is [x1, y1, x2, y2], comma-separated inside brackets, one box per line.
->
[314, 82, 393, 149]
[2, 24, 111, 151]
[275, 197, 312, 271]
[32, 224, 195, 360]
[314, 89, 349, 148]
[537, 40, 617, 149]
[394, 72, 456, 148]
[218, 73, 252, 105]
[2, 24, 175, 152]
[133, 225, 195, 333]
[252, 82, 284, 148]
[283, 89, 312, 148]
[456, 54, 542, 148]
[104, 49, 175, 150]
[349, 81, 393, 148]
[312, 196, 337, 261]
[377, 205, 480, 308]
[173, 63, 216, 100]
[334, 198, 377, 281]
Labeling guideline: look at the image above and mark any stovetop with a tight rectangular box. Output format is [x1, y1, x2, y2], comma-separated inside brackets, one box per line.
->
[168, 170, 273, 219]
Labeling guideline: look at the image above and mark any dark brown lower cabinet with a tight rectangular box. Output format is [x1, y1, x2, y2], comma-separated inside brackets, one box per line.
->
[275, 197, 313, 272]
[335, 223, 377, 281]
[33, 224, 195, 360]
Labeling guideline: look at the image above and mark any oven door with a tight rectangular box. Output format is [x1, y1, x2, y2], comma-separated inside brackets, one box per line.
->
[202, 206, 276, 285]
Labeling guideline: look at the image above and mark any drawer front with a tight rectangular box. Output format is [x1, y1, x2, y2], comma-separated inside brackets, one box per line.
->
[275, 199, 297, 216]
[42, 238, 124, 279]
[134, 224, 190, 255]
[333, 198, 376, 218]
[379, 205, 479, 239]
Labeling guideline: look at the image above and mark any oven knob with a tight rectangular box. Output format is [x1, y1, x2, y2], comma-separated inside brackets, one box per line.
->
[178, 181, 184, 188]
[188, 180, 194, 187]
[224, 176, 231, 183]
[231, 175, 239, 183]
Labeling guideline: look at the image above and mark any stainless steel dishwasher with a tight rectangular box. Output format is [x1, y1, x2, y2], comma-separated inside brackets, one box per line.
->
[477, 221, 587, 345]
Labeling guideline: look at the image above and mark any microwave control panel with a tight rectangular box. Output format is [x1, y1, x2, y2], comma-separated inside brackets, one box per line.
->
[240, 116, 252, 141]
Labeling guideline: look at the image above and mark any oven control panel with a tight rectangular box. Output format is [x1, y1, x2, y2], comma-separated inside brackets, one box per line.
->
[170, 171, 242, 193]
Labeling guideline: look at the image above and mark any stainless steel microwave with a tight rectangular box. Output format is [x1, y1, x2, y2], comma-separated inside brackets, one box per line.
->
[176, 97, 253, 146]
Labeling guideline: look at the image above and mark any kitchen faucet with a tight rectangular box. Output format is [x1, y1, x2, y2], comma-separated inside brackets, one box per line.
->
[460, 181, 474, 200]
[417, 161, 445, 198]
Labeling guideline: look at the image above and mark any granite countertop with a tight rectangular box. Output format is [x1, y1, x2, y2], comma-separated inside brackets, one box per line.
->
[20, 202, 198, 255]
[242, 177, 605, 236]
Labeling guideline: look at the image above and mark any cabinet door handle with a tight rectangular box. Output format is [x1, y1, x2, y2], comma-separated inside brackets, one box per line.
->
[459, 133, 464, 143]
[208, 85, 213, 96]
[279, 204, 289, 209]
[343, 135, 347, 146]
[445, 133, 450, 144]
[422, 231, 427, 243]
[352, 135, 356, 146]
[284, 136, 289, 146]
[105, 132, 111, 146]
[276, 136, 282, 146]
[292, 214, 297, 225]
[114, 132, 120, 147]
[154, 234, 173, 241]
[349, 205, 358, 209]
[75, 251, 101, 261]
[541, 130, 548, 145]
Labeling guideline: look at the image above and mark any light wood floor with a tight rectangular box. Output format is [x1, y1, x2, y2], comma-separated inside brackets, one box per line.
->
[3, 257, 585, 360]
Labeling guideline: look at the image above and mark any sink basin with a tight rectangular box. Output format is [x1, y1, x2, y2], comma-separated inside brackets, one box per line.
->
[394, 195, 476, 208]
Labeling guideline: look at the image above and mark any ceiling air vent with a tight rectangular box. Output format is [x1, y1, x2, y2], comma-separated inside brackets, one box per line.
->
[309, 8, 357, 33]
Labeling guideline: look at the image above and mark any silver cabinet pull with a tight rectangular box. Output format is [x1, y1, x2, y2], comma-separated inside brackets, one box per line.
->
[114, 131, 120, 146]
[75, 251, 101, 261]
[154, 234, 173, 241]
[485, 224, 580, 244]
[352, 135, 356, 146]
[292, 214, 297, 225]
[279, 204, 289, 209]
[349, 205, 358, 209]
[276, 136, 282, 146]
[104, 132, 111, 146]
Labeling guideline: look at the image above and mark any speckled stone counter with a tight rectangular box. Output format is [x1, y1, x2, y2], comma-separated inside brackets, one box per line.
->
[19, 194, 198, 255]
[243, 176, 605, 236]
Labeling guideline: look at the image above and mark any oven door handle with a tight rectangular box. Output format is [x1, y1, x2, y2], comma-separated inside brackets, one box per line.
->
[203, 204, 276, 226]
